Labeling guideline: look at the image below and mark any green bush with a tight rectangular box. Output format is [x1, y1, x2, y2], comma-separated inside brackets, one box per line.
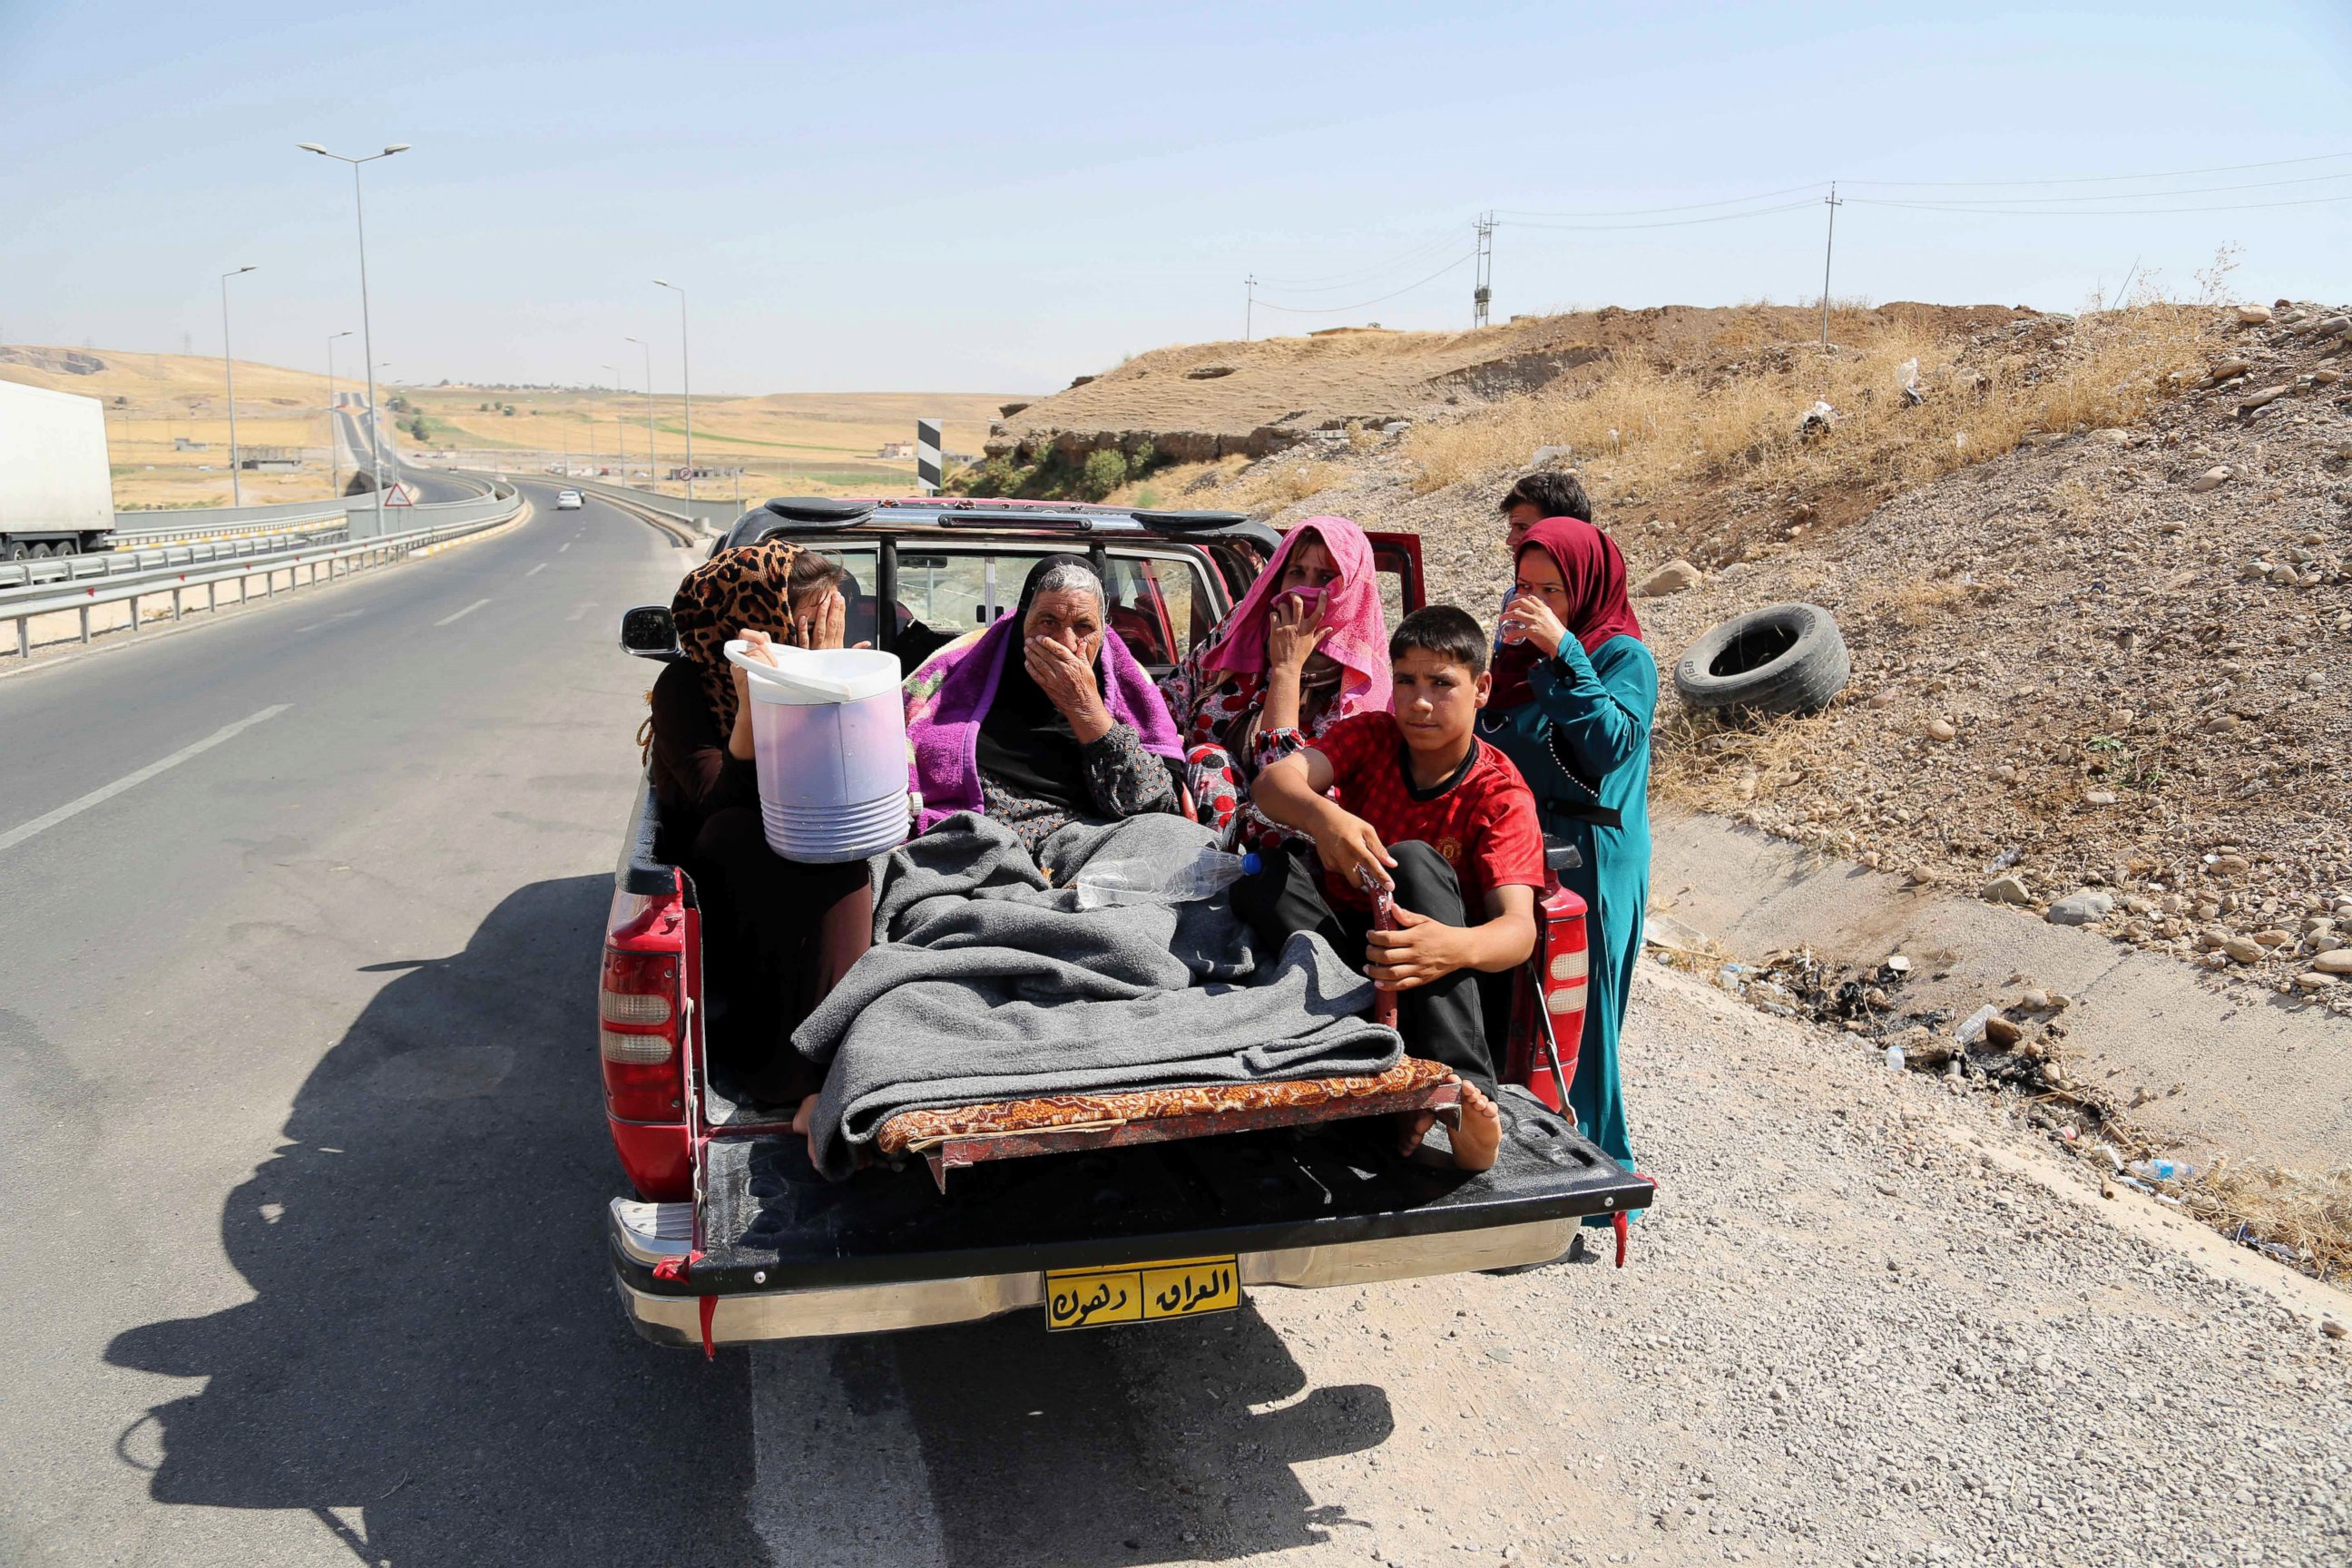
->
[1079, 448, 1129, 500]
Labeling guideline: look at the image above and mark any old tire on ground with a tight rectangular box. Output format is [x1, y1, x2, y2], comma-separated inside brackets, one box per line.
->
[1672, 602, 1848, 719]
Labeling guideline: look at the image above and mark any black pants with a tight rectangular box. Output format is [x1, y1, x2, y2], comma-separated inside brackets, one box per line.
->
[1233, 840, 1503, 1093]
[690, 807, 873, 1104]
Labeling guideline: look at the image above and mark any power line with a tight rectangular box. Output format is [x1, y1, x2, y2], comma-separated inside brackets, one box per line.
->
[1850, 191, 2352, 217]
[1493, 181, 1830, 220]
[1486, 200, 1816, 232]
[1252, 253, 1477, 315]
[1250, 222, 1472, 291]
[1840, 150, 2352, 190]
[1837, 170, 2352, 207]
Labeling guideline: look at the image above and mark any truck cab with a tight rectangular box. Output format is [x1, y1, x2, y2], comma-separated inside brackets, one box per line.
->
[603, 496, 1652, 1351]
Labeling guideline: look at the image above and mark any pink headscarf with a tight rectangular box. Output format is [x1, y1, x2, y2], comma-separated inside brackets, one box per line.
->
[1196, 516, 1392, 717]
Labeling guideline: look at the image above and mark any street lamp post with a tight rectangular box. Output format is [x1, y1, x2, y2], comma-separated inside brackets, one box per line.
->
[326, 329, 353, 495]
[601, 365, 622, 470]
[220, 266, 256, 505]
[653, 279, 692, 504]
[299, 141, 407, 526]
[623, 336, 655, 482]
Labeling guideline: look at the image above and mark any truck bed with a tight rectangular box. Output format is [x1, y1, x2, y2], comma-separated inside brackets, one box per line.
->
[609, 1090, 1651, 1347]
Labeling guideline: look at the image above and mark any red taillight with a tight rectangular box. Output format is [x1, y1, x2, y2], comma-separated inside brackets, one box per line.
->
[1506, 886, 1588, 1112]
[603, 891, 684, 1122]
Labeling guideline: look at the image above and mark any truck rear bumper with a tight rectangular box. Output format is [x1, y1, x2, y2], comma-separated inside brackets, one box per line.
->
[609, 1198, 1580, 1348]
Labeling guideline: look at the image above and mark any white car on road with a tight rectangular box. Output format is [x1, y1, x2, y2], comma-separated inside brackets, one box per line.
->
[556, 488, 584, 510]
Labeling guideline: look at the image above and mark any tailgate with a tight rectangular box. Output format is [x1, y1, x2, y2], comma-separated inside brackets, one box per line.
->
[612, 1093, 1651, 1345]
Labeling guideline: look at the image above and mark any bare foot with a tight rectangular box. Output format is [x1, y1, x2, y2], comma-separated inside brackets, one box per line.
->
[1449, 1083, 1502, 1172]
[1393, 1085, 1501, 1171]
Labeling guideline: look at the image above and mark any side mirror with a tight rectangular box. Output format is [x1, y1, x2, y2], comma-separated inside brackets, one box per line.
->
[620, 605, 678, 659]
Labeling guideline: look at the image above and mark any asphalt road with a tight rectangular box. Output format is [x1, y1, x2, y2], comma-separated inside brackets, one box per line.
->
[6, 478, 2337, 1566]
[332, 407, 480, 505]
[0, 485, 760, 1565]
[0, 479, 1396, 1567]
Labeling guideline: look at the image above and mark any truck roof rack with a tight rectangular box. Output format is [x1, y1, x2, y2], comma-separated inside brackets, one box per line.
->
[1127, 509, 1251, 531]
[762, 496, 875, 526]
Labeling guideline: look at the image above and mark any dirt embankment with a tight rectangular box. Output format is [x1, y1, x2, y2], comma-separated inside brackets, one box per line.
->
[1008, 299, 2352, 1007]
[984, 303, 2030, 476]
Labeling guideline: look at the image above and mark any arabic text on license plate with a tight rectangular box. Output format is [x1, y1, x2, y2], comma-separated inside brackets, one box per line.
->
[1044, 1255, 1239, 1330]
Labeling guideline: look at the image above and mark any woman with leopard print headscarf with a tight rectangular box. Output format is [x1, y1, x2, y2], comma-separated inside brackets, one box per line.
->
[648, 539, 876, 1105]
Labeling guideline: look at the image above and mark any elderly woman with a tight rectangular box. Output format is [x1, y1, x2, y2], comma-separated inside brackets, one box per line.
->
[905, 554, 1186, 854]
[1478, 517, 1652, 1177]
[1159, 516, 1391, 849]
[648, 540, 875, 1103]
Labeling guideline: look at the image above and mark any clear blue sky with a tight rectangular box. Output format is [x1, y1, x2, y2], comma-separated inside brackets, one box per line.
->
[3, 0, 2347, 395]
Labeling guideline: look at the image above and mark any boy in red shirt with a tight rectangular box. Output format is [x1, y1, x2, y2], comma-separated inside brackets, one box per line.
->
[1238, 606, 1546, 1171]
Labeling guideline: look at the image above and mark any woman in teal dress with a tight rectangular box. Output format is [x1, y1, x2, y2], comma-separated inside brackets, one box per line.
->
[1477, 516, 1651, 1174]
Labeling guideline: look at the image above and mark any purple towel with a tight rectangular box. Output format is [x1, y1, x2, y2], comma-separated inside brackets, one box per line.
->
[906, 619, 1183, 833]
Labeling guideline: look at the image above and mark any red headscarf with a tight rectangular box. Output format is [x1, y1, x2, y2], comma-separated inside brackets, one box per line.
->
[1196, 515, 1392, 718]
[1490, 516, 1643, 709]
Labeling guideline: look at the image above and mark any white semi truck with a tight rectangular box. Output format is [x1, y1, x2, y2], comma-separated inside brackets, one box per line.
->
[0, 380, 115, 559]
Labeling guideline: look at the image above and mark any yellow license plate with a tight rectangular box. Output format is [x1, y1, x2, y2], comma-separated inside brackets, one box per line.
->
[1044, 1255, 1240, 1330]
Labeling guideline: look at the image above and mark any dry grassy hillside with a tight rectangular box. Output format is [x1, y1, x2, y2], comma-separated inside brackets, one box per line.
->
[0, 344, 1027, 506]
[998, 295, 2352, 1012]
[1, 344, 345, 507]
[395, 387, 1018, 500]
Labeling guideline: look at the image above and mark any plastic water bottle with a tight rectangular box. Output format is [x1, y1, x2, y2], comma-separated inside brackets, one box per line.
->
[1076, 848, 1260, 908]
[2127, 1158, 2194, 1182]
[1161, 848, 1260, 901]
[1884, 1043, 1906, 1072]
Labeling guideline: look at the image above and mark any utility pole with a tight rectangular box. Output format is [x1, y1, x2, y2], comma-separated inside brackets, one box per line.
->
[299, 142, 408, 524]
[1818, 181, 1843, 352]
[1473, 211, 1494, 328]
[600, 367, 622, 472]
[220, 266, 256, 505]
[653, 279, 692, 503]
[1244, 275, 1256, 343]
[326, 329, 353, 495]
[625, 337, 655, 481]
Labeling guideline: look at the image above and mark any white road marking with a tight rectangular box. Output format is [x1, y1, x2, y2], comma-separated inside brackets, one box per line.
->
[0, 705, 290, 855]
[435, 598, 492, 627]
[560, 543, 572, 554]
[750, 1344, 946, 1566]
[566, 602, 598, 622]
[526, 563, 548, 577]
[295, 610, 366, 633]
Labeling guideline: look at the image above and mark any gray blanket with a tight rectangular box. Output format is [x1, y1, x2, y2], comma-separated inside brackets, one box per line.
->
[791, 811, 1402, 1180]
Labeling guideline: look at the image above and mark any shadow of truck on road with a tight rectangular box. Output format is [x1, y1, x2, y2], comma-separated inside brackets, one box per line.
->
[103, 875, 767, 1566]
[104, 872, 1404, 1567]
[746, 1305, 1395, 1565]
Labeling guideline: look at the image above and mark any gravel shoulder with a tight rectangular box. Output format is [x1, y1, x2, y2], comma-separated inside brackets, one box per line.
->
[750, 960, 2350, 1568]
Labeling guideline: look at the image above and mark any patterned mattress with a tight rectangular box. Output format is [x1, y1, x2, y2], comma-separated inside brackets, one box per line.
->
[875, 1057, 1457, 1155]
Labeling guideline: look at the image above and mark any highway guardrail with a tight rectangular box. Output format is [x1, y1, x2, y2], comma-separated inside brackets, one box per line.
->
[0, 520, 354, 591]
[6, 485, 523, 661]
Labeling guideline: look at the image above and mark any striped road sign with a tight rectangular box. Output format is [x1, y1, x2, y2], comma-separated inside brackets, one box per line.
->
[916, 418, 943, 493]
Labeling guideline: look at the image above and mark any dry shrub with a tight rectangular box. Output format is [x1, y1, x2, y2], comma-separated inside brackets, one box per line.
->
[1217, 456, 1347, 511]
[2179, 1162, 2352, 1281]
[1849, 573, 1984, 629]
[1101, 456, 1246, 508]
[1650, 706, 1846, 812]
[1403, 304, 2219, 505]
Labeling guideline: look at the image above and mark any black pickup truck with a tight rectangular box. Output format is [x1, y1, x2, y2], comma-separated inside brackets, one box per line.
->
[601, 495, 1653, 1352]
